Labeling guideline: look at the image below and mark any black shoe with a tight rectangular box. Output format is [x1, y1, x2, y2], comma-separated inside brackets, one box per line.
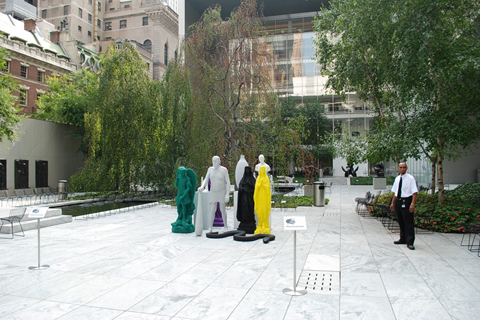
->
[394, 240, 406, 245]
[407, 244, 415, 250]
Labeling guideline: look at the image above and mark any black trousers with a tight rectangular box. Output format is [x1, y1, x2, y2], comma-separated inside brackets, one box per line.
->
[395, 196, 415, 245]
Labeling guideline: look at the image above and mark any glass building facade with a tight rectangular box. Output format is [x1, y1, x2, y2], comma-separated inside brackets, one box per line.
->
[263, 13, 377, 177]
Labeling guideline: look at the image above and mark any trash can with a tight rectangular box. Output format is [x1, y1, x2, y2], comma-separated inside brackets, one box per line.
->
[313, 181, 325, 207]
[319, 168, 324, 178]
[58, 180, 67, 201]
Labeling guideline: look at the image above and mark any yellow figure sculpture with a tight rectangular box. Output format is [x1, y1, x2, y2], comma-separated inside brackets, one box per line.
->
[254, 166, 271, 235]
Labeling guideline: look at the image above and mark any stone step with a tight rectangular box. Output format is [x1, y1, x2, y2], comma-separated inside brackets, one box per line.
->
[0, 208, 72, 234]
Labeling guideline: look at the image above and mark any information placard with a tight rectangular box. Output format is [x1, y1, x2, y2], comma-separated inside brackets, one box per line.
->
[283, 216, 307, 231]
[26, 207, 49, 219]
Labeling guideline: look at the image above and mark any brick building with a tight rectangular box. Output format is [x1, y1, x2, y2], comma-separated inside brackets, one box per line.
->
[0, 12, 76, 114]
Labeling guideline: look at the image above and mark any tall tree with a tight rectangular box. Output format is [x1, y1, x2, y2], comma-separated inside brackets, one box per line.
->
[314, 0, 480, 203]
[36, 69, 98, 128]
[184, 0, 279, 169]
[0, 48, 22, 144]
[86, 43, 163, 191]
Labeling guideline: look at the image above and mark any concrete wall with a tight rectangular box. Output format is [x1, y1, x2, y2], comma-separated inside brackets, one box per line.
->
[443, 145, 480, 184]
[0, 118, 84, 190]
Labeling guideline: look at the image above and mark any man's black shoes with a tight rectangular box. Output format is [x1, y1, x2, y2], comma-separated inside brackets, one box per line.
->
[394, 240, 406, 245]
[407, 244, 415, 250]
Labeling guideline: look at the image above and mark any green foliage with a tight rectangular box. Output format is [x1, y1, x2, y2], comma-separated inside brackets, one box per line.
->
[350, 176, 395, 185]
[185, 0, 289, 173]
[91, 43, 162, 191]
[68, 159, 116, 192]
[66, 43, 169, 192]
[367, 191, 480, 233]
[0, 47, 22, 144]
[36, 69, 98, 128]
[446, 182, 480, 209]
[367, 192, 394, 218]
[314, 0, 480, 204]
[415, 193, 479, 233]
[268, 195, 325, 208]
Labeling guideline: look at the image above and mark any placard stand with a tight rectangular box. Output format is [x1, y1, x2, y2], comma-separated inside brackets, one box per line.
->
[27, 207, 50, 270]
[283, 216, 307, 296]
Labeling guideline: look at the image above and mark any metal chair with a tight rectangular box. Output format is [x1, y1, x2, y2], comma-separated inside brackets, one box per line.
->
[0, 207, 27, 238]
[355, 191, 371, 214]
[325, 181, 333, 192]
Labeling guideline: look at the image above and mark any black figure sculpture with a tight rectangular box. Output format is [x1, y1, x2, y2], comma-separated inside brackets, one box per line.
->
[342, 163, 359, 177]
[374, 163, 385, 177]
[237, 166, 257, 234]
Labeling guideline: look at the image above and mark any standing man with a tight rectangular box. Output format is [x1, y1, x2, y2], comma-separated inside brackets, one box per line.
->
[390, 162, 418, 250]
[198, 156, 231, 232]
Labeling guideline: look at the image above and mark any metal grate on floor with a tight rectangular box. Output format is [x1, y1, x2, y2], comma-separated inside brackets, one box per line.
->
[298, 270, 340, 295]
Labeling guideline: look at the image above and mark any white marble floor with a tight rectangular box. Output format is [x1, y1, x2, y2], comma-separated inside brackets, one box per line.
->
[1, 185, 480, 319]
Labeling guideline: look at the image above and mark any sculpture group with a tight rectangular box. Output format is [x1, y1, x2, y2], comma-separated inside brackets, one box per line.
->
[171, 154, 274, 241]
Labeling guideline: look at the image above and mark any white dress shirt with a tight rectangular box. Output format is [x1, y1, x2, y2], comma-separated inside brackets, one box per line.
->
[391, 173, 418, 198]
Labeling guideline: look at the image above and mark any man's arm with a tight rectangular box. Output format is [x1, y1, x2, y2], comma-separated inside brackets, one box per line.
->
[410, 192, 417, 213]
[390, 195, 396, 211]
[198, 168, 211, 191]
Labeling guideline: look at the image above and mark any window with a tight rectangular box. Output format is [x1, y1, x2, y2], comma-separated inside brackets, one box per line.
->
[0, 160, 6, 190]
[35, 161, 48, 188]
[2, 60, 10, 73]
[124, 4, 130, 8]
[175, 50, 178, 62]
[88, 30, 92, 37]
[64, 5, 69, 15]
[20, 66, 27, 78]
[37, 71, 44, 82]
[78, 25, 82, 32]
[105, 21, 112, 31]
[78, 8, 82, 18]
[89, 0, 92, 4]
[143, 17, 148, 26]
[109, 0, 112, 2]
[15, 160, 29, 189]
[19, 89, 27, 105]
[164, 43, 168, 65]
[88, 13, 92, 24]
[143, 39, 152, 50]
[98, 2, 101, 11]
[97, 19, 101, 28]
[41, 9, 47, 19]
[120, 20, 127, 29]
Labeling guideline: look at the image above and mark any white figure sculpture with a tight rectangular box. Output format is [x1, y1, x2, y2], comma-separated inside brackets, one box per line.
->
[198, 156, 231, 232]
[235, 155, 249, 189]
[255, 154, 271, 177]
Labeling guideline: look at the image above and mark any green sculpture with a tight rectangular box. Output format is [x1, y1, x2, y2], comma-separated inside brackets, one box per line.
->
[171, 166, 197, 233]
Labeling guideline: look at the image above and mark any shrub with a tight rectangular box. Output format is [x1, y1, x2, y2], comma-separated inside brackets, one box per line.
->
[415, 193, 480, 233]
[445, 182, 480, 209]
[350, 176, 395, 185]
[367, 192, 393, 217]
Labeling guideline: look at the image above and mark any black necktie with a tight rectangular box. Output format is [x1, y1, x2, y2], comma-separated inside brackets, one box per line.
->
[398, 176, 403, 198]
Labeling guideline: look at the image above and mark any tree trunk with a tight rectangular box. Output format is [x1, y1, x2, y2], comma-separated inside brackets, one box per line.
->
[430, 159, 436, 196]
[437, 141, 444, 205]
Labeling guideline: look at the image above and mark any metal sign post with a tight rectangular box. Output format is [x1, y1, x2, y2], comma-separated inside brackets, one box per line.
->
[26, 207, 50, 270]
[283, 216, 307, 296]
